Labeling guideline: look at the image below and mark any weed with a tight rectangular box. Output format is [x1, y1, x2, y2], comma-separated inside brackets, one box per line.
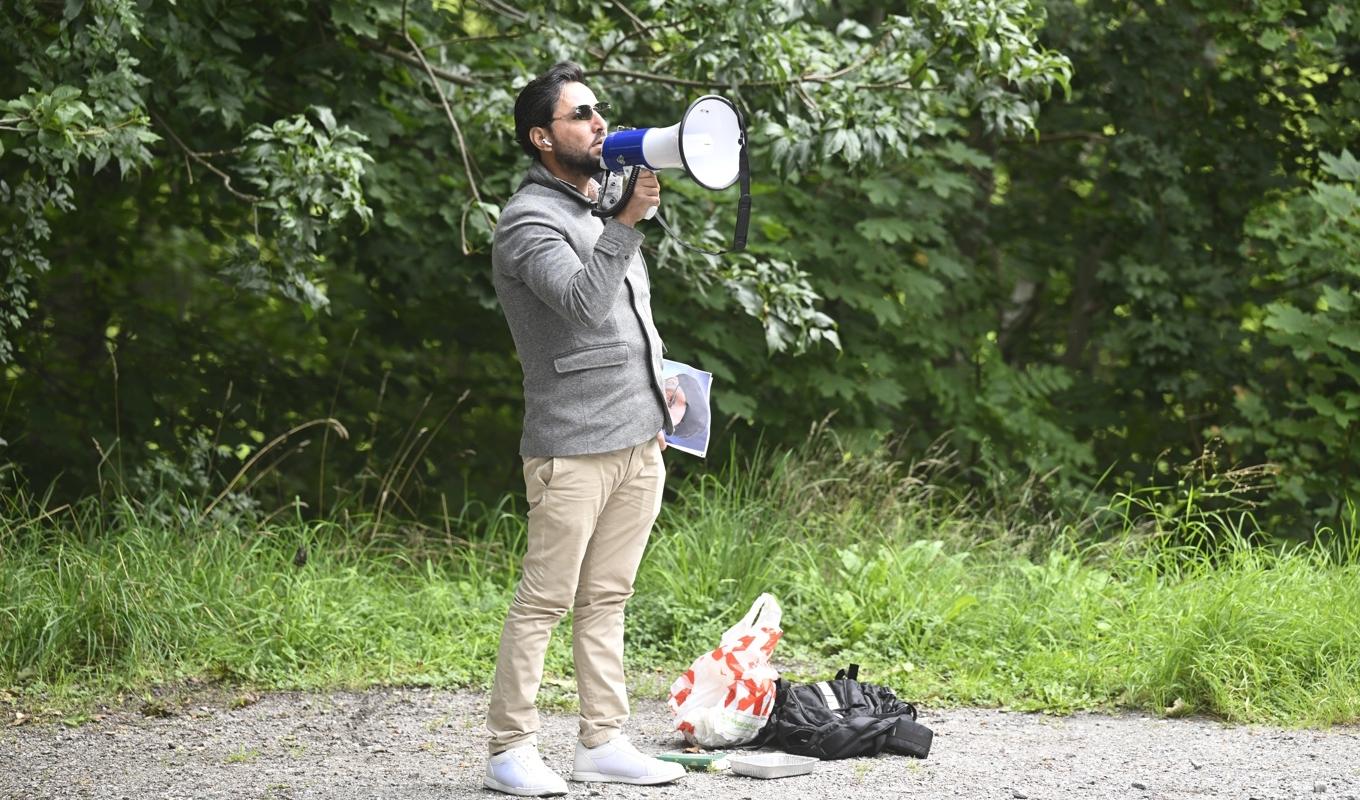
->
[225, 745, 261, 764]
[140, 696, 176, 718]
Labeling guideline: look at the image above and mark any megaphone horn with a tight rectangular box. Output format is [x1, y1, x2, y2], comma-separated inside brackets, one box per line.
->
[599, 95, 744, 191]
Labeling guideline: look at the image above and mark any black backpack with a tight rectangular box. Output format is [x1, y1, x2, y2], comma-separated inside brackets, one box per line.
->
[750, 664, 933, 760]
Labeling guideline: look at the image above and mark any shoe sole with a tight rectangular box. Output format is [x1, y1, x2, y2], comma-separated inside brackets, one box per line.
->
[570, 770, 685, 785]
[482, 776, 568, 796]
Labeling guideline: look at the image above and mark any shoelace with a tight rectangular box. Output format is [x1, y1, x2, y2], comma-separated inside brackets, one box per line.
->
[608, 736, 646, 758]
[509, 748, 547, 772]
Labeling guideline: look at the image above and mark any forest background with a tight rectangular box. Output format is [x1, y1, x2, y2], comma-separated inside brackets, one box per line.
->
[3, 0, 1359, 521]
[2, 0, 1360, 725]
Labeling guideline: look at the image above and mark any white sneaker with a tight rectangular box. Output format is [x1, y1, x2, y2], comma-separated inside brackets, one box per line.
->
[483, 746, 568, 797]
[571, 735, 686, 785]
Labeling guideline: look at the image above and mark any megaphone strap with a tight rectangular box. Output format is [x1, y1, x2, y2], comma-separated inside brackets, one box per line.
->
[651, 131, 749, 256]
[653, 212, 735, 257]
[591, 166, 642, 219]
[732, 127, 751, 252]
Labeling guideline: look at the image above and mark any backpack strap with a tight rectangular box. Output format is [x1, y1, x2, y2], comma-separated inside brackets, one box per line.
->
[814, 681, 842, 711]
[833, 663, 860, 680]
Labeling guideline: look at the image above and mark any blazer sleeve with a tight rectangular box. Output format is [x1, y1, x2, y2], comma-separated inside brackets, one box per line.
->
[496, 209, 645, 330]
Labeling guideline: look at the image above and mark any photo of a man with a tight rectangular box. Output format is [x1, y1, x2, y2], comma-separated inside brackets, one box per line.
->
[662, 360, 712, 457]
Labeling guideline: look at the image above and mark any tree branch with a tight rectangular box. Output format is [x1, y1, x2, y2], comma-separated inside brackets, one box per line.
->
[596, 14, 694, 72]
[1035, 131, 1111, 144]
[816, 30, 897, 83]
[471, 0, 528, 24]
[588, 67, 715, 88]
[358, 38, 479, 87]
[149, 109, 263, 203]
[859, 43, 946, 90]
[400, 0, 493, 250]
[608, 0, 648, 33]
[419, 31, 524, 51]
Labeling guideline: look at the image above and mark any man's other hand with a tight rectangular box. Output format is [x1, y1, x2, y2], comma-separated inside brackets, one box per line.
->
[616, 169, 660, 227]
[656, 430, 667, 451]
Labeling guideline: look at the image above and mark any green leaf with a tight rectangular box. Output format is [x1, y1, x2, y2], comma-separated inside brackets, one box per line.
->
[1257, 29, 1289, 51]
[1306, 393, 1355, 427]
[208, 29, 242, 54]
[1326, 3, 1352, 31]
[1312, 183, 1360, 218]
[856, 217, 917, 244]
[1263, 303, 1314, 337]
[1328, 328, 1360, 353]
[716, 390, 757, 420]
[312, 106, 337, 134]
[1320, 150, 1360, 183]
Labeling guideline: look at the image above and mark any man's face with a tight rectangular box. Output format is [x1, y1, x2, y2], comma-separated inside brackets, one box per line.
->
[546, 81, 607, 179]
[665, 376, 688, 429]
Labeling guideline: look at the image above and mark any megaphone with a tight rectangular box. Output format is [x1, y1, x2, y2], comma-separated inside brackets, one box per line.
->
[594, 95, 751, 253]
[599, 95, 744, 191]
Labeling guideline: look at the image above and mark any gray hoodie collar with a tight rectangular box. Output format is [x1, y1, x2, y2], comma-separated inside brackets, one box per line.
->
[523, 161, 600, 205]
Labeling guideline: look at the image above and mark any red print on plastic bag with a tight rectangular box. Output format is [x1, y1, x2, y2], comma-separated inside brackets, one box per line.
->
[666, 594, 783, 747]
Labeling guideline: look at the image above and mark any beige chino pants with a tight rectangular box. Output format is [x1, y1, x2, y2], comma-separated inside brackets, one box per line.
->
[486, 438, 665, 754]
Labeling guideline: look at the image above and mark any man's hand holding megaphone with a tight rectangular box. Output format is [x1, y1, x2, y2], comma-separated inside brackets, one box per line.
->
[614, 169, 660, 228]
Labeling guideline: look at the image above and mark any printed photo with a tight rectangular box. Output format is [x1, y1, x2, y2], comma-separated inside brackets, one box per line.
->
[662, 359, 712, 458]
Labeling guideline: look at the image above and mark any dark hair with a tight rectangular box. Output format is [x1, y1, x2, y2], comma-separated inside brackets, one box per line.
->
[514, 61, 586, 161]
[671, 372, 710, 440]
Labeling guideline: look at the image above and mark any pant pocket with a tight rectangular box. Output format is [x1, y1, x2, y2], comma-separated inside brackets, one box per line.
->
[522, 456, 555, 509]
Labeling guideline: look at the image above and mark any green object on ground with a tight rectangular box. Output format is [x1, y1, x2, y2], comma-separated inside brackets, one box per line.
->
[655, 751, 729, 771]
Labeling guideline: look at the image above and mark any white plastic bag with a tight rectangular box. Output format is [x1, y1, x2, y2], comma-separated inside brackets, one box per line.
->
[666, 593, 783, 747]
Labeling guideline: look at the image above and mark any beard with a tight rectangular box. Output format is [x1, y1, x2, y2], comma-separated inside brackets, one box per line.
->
[557, 145, 601, 180]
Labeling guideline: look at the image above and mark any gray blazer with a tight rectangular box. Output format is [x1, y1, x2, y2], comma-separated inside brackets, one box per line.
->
[492, 163, 671, 457]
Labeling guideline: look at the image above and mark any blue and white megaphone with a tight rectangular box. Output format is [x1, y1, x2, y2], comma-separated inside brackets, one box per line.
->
[596, 95, 750, 252]
[600, 95, 744, 190]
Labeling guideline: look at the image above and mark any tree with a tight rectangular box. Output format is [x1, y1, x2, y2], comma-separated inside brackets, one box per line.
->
[986, 0, 1359, 517]
[0, 0, 1070, 508]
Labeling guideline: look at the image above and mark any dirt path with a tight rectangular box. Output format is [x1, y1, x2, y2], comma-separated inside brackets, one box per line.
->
[3, 689, 1357, 800]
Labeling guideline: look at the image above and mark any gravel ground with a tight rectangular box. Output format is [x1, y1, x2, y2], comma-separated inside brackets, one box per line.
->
[2, 688, 1357, 800]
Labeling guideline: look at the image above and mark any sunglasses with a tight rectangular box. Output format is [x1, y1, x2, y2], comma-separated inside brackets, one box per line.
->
[554, 102, 612, 122]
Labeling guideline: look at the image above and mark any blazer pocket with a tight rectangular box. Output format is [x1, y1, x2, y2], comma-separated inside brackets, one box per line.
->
[553, 343, 629, 373]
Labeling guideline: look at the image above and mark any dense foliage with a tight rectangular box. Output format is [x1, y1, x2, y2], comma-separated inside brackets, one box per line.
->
[1, 0, 1357, 521]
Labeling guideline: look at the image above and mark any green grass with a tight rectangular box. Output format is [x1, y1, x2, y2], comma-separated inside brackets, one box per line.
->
[2, 440, 1358, 726]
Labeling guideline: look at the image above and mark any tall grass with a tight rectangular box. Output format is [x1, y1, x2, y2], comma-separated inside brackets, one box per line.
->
[2, 438, 1357, 725]
[637, 438, 1360, 725]
[0, 496, 540, 696]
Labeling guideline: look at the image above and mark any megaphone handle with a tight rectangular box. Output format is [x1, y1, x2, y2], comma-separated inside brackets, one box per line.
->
[591, 166, 641, 218]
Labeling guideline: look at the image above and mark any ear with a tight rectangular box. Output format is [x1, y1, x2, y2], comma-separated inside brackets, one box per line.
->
[529, 126, 552, 153]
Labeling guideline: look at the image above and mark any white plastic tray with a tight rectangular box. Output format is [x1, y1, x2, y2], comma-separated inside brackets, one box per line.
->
[728, 753, 818, 779]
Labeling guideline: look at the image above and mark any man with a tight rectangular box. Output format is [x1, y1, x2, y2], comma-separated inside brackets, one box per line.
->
[483, 62, 686, 797]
